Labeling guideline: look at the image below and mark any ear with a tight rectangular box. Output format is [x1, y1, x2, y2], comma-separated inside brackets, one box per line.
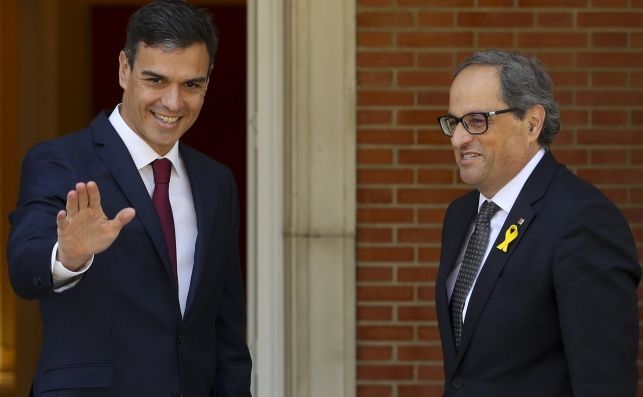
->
[118, 50, 130, 90]
[525, 105, 545, 143]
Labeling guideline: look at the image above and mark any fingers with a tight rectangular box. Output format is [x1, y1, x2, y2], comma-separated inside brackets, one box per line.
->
[56, 209, 68, 230]
[86, 181, 101, 209]
[76, 182, 89, 211]
[112, 208, 136, 230]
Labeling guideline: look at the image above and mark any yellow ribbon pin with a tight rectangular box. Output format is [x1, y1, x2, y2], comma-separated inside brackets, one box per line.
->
[496, 225, 518, 253]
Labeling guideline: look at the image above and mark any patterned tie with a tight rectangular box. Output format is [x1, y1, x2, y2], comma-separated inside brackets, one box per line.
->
[449, 200, 500, 350]
[152, 159, 177, 283]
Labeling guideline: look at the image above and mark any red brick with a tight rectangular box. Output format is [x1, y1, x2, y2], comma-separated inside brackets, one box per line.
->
[359, 90, 415, 106]
[398, 306, 435, 321]
[398, 71, 451, 87]
[554, 90, 575, 106]
[358, 52, 415, 67]
[592, 110, 627, 126]
[418, 52, 457, 68]
[592, 32, 628, 48]
[589, 149, 628, 165]
[631, 188, 643, 202]
[577, 169, 643, 185]
[398, 227, 442, 243]
[633, 149, 643, 165]
[398, 149, 453, 165]
[398, 188, 469, 204]
[578, 12, 643, 28]
[358, 306, 394, 321]
[418, 169, 454, 184]
[358, 169, 414, 184]
[358, 71, 393, 87]
[358, 286, 415, 301]
[357, 247, 415, 262]
[398, 0, 474, 6]
[418, 129, 452, 145]
[535, 51, 574, 68]
[357, 188, 393, 204]
[358, 208, 414, 223]
[358, 0, 392, 7]
[478, 32, 515, 49]
[417, 12, 455, 28]
[398, 110, 441, 125]
[550, 148, 588, 165]
[418, 285, 435, 300]
[358, 266, 394, 281]
[398, 384, 444, 397]
[518, 0, 588, 6]
[578, 130, 643, 145]
[357, 227, 394, 243]
[398, 266, 437, 282]
[458, 12, 533, 28]
[358, 364, 414, 380]
[418, 246, 440, 262]
[357, 385, 392, 397]
[417, 90, 450, 106]
[633, 32, 643, 48]
[358, 149, 393, 164]
[550, 71, 589, 87]
[418, 208, 447, 223]
[479, 0, 514, 5]
[577, 52, 643, 68]
[560, 109, 589, 127]
[397, 32, 474, 48]
[358, 110, 393, 125]
[601, 188, 628, 205]
[358, 345, 393, 360]
[357, 12, 414, 28]
[591, 71, 627, 87]
[358, 32, 393, 48]
[632, 71, 643, 86]
[418, 325, 441, 341]
[577, 91, 643, 107]
[536, 12, 573, 28]
[591, 0, 628, 6]
[398, 344, 442, 360]
[358, 129, 415, 144]
[358, 326, 414, 341]
[418, 364, 445, 380]
[622, 208, 643, 223]
[518, 32, 588, 48]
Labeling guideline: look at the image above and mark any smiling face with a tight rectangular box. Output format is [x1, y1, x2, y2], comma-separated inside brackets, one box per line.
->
[449, 65, 542, 198]
[118, 42, 210, 155]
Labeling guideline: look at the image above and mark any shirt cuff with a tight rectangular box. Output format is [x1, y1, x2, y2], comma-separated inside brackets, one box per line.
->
[50, 242, 94, 292]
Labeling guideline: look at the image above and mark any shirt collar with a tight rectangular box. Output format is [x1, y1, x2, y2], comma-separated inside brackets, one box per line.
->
[478, 147, 546, 213]
[108, 105, 184, 179]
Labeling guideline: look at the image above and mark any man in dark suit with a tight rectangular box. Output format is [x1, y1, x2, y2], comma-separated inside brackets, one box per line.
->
[435, 49, 640, 396]
[7, 1, 252, 396]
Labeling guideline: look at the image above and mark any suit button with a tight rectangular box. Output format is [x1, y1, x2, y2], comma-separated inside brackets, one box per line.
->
[33, 276, 42, 286]
[172, 390, 182, 397]
[452, 377, 464, 389]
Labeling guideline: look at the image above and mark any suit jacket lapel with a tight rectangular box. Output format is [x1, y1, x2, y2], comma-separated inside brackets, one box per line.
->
[89, 114, 176, 285]
[180, 144, 220, 315]
[452, 151, 561, 369]
[436, 191, 478, 371]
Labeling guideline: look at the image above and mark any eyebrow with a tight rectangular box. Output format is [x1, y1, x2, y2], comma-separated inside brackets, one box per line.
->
[141, 70, 208, 85]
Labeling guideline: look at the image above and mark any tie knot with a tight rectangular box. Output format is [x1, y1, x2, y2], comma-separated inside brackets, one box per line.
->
[152, 158, 172, 185]
[477, 200, 500, 224]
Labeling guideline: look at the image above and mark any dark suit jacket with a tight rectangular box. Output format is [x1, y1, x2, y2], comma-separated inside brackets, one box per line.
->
[436, 151, 640, 396]
[8, 112, 252, 397]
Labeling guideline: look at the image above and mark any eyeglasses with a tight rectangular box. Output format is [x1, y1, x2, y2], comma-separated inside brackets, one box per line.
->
[437, 108, 518, 136]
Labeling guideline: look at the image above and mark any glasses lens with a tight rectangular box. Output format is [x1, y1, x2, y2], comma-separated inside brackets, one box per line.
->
[440, 116, 458, 136]
[462, 113, 487, 134]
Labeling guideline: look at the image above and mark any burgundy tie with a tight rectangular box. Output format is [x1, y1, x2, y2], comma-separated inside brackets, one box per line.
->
[151, 159, 177, 283]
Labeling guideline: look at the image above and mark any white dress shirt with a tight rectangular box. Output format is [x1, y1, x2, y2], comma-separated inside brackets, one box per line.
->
[446, 148, 545, 320]
[52, 105, 198, 315]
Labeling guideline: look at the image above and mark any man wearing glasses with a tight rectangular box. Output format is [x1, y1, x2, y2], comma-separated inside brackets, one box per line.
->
[435, 49, 640, 396]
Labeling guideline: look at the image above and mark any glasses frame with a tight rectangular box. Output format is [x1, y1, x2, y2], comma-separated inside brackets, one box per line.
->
[437, 108, 518, 137]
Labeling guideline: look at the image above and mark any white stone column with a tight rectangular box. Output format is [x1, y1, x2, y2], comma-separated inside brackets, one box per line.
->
[284, 0, 356, 396]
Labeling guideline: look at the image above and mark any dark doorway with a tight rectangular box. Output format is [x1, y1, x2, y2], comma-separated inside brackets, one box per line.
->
[90, 4, 248, 279]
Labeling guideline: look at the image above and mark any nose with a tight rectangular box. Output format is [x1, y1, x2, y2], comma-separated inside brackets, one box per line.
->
[161, 85, 183, 112]
[450, 122, 473, 148]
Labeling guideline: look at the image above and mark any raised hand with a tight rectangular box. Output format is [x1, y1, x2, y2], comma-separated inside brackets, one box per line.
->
[56, 181, 136, 271]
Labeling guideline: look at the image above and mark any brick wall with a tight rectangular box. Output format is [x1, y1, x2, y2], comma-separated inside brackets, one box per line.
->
[355, 1, 643, 396]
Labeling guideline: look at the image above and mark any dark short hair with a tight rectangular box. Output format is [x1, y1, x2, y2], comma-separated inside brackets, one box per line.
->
[124, 0, 218, 72]
[454, 50, 560, 147]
